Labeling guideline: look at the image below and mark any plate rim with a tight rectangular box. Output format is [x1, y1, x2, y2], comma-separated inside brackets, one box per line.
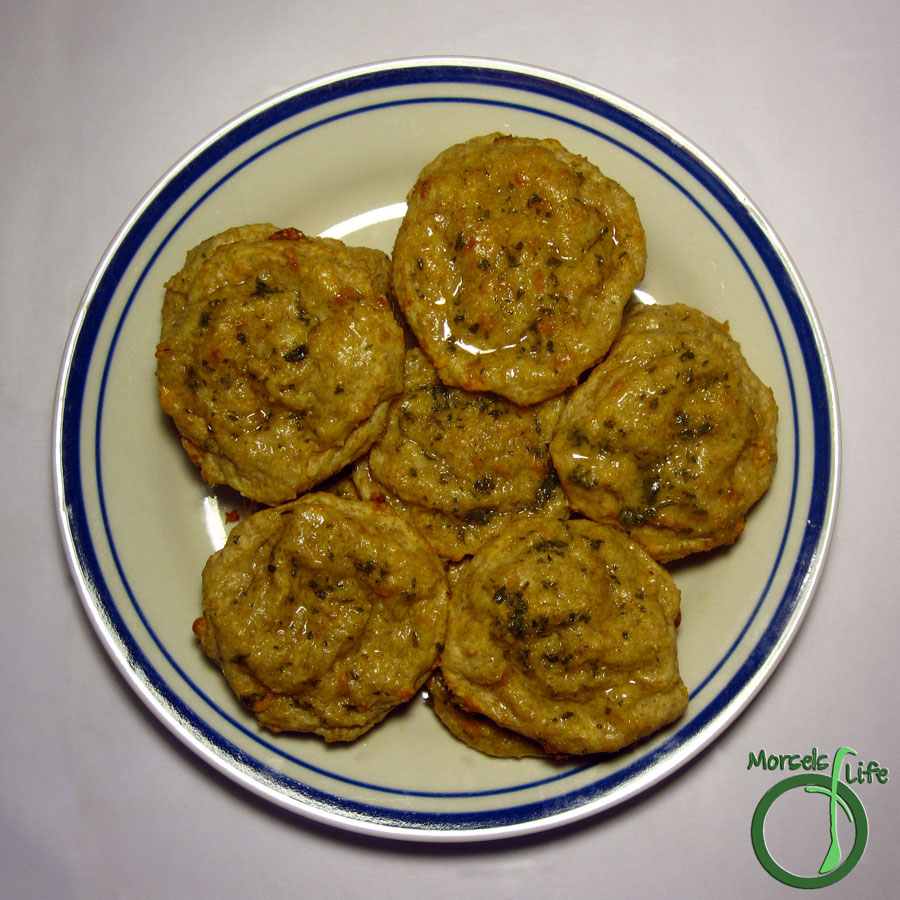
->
[52, 55, 841, 842]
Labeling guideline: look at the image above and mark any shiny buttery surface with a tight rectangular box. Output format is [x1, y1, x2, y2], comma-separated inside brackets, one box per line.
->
[156, 225, 404, 505]
[551, 300, 778, 562]
[441, 516, 688, 755]
[197, 493, 448, 741]
[392, 133, 646, 404]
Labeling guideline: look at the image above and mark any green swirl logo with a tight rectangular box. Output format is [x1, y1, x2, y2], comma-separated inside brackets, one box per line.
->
[750, 747, 872, 888]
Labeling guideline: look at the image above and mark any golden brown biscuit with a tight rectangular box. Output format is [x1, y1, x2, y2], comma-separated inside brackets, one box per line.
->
[392, 133, 646, 405]
[156, 225, 405, 505]
[194, 493, 449, 741]
[550, 301, 778, 562]
[441, 516, 688, 756]
[352, 347, 570, 560]
[426, 669, 549, 758]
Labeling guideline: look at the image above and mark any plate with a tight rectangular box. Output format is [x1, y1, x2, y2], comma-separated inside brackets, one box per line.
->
[53, 58, 839, 841]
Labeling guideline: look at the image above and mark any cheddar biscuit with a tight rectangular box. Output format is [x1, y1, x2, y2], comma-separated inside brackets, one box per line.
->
[441, 516, 688, 755]
[550, 301, 778, 561]
[156, 225, 404, 505]
[353, 347, 570, 560]
[194, 493, 449, 741]
[392, 133, 646, 405]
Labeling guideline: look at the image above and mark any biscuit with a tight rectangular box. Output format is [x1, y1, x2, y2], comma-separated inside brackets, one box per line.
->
[156, 225, 405, 505]
[441, 516, 688, 755]
[194, 493, 449, 741]
[392, 134, 646, 405]
[352, 347, 570, 560]
[550, 301, 778, 561]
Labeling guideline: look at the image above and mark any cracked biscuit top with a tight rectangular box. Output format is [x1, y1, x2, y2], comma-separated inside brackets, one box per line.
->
[550, 301, 778, 562]
[156, 225, 405, 505]
[392, 134, 646, 405]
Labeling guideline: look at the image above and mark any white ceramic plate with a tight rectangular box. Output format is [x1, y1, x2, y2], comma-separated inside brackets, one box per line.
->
[53, 58, 839, 841]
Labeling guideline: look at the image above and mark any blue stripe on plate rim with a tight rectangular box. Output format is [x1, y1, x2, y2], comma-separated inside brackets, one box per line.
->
[54, 58, 839, 838]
